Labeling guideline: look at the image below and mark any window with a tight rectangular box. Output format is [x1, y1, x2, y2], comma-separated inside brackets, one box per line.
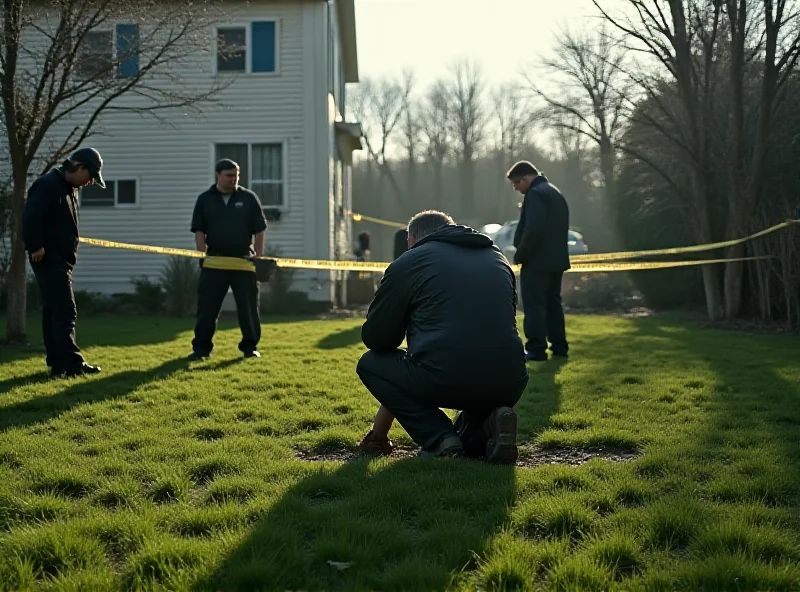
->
[80, 180, 138, 208]
[214, 143, 285, 209]
[251, 144, 283, 208]
[216, 27, 246, 72]
[76, 25, 140, 79]
[76, 31, 112, 78]
[215, 21, 277, 74]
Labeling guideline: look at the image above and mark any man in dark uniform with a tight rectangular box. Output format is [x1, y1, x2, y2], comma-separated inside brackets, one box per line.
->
[356, 210, 529, 463]
[189, 159, 268, 360]
[22, 148, 105, 378]
[507, 160, 570, 362]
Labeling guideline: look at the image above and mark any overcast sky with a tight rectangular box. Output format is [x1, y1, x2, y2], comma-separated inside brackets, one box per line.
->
[352, 0, 611, 88]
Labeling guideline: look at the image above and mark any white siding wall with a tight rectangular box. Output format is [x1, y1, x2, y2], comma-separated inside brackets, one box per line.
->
[19, 0, 337, 301]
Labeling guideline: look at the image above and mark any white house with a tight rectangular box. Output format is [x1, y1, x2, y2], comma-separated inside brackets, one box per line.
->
[40, 0, 364, 306]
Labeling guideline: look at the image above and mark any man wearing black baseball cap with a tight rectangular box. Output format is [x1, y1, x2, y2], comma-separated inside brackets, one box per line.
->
[21, 147, 105, 377]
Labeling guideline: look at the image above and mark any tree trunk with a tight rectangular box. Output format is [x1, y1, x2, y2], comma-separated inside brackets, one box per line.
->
[723, 243, 746, 318]
[701, 265, 724, 320]
[6, 181, 29, 342]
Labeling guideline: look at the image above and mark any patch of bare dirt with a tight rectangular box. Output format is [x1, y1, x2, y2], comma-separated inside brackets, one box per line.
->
[516, 445, 640, 467]
[295, 445, 641, 467]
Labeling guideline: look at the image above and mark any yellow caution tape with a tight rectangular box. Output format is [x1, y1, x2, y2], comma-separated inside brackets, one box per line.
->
[351, 212, 407, 229]
[77, 236, 774, 274]
[80, 237, 206, 258]
[350, 214, 798, 261]
[202, 256, 256, 272]
[564, 256, 771, 274]
[570, 219, 798, 263]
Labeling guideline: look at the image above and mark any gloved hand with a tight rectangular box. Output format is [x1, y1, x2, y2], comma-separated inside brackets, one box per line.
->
[251, 257, 278, 282]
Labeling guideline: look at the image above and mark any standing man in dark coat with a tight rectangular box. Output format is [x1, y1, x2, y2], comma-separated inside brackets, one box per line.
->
[356, 210, 529, 463]
[22, 148, 105, 378]
[507, 160, 571, 362]
[189, 159, 268, 360]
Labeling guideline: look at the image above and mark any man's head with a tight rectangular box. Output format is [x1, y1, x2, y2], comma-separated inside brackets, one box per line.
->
[64, 147, 105, 189]
[407, 210, 455, 248]
[506, 160, 539, 194]
[215, 159, 240, 193]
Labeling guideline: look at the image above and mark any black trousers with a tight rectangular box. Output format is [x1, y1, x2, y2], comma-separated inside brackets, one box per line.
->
[357, 349, 528, 451]
[192, 267, 260, 355]
[31, 256, 84, 371]
[520, 269, 568, 358]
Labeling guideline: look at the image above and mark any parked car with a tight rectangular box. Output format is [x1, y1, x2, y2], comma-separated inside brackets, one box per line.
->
[491, 220, 589, 262]
[489, 220, 589, 309]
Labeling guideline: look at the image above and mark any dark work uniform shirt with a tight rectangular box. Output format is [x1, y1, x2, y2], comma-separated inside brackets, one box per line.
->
[190, 184, 268, 257]
[22, 168, 80, 266]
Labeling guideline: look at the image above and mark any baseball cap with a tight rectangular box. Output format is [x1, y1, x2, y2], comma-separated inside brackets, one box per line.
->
[70, 147, 106, 188]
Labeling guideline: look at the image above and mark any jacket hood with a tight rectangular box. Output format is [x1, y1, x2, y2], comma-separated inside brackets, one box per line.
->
[414, 224, 494, 249]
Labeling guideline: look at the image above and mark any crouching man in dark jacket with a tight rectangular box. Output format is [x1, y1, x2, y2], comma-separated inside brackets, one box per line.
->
[356, 210, 529, 463]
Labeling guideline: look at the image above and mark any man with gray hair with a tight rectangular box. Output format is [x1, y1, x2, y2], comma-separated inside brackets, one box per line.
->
[356, 210, 529, 463]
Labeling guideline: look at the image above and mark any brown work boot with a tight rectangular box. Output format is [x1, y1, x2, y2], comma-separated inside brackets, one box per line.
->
[358, 430, 394, 455]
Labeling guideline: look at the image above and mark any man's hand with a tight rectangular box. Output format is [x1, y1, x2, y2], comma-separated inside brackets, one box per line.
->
[30, 248, 45, 262]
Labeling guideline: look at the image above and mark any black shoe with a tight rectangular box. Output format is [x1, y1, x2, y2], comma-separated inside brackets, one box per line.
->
[243, 350, 261, 358]
[484, 407, 518, 465]
[64, 363, 101, 377]
[50, 368, 66, 379]
[188, 351, 210, 361]
[418, 435, 464, 458]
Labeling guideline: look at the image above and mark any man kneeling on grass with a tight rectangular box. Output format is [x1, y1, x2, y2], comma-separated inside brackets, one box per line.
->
[356, 210, 529, 463]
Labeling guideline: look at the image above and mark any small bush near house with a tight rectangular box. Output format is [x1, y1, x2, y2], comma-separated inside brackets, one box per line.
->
[259, 245, 296, 314]
[130, 277, 165, 314]
[160, 257, 199, 317]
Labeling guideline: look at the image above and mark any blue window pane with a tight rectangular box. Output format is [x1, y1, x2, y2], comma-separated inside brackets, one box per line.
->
[116, 24, 139, 78]
[252, 21, 276, 73]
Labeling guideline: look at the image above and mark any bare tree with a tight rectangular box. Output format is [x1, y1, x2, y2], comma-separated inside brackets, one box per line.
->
[419, 79, 450, 210]
[348, 74, 412, 208]
[592, 0, 727, 319]
[722, 0, 800, 317]
[1, 0, 231, 342]
[525, 25, 630, 220]
[397, 69, 422, 199]
[491, 82, 535, 159]
[443, 58, 487, 220]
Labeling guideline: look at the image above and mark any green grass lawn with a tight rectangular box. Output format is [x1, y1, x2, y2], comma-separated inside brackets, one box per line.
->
[1, 314, 799, 591]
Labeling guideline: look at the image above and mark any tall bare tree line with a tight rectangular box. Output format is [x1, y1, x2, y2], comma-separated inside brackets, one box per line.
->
[351, 1, 800, 325]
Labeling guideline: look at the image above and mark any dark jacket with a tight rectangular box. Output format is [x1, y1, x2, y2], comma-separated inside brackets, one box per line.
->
[190, 185, 268, 257]
[513, 175, 571, 272]
[22, 168, 80, 266]
[361, 225, 528, 387]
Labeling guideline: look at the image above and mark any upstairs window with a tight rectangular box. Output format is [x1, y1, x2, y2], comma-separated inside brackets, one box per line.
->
[76, 25, 140, 79]
[215, 21, 277, 74]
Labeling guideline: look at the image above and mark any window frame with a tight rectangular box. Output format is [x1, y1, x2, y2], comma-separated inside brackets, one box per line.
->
[75, 29, 114, 79]
[79, 178, 140, 209]
[210, 141, 288, 211]
[75, 26, 140, 79]
[212, 19, 281, 76]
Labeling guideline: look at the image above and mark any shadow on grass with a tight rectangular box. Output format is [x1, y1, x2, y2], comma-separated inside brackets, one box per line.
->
[0, 357, 190, 432]
[516, 359, 563, 442]
[0, 314, 321, 352]
[316, 326, 362, 350]
[199, 457, 517, 591]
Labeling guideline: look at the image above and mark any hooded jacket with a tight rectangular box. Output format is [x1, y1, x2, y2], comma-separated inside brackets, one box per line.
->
[361, 224, 528, 387]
